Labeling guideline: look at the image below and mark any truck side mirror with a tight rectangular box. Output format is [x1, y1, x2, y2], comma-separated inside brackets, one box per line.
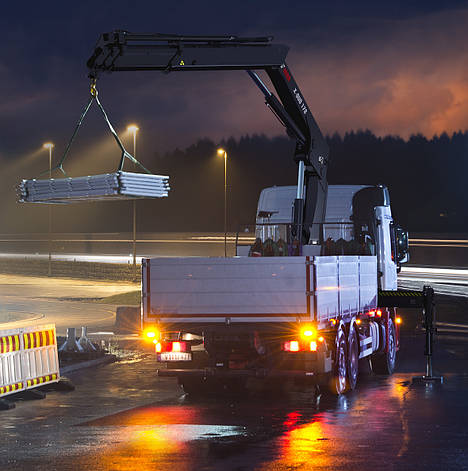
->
[395, 225, 409, 263]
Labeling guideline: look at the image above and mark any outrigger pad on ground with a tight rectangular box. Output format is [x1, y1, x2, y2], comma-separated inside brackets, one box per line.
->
[17, 171, 170, 203]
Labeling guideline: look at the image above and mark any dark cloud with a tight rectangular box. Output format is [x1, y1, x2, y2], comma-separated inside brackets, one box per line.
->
[1, 1, 468, 155]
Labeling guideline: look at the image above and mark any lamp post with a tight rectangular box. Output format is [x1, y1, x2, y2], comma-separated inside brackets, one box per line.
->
[127, 125, 139, 280]
[43, 142, 54, 276]
[217, 148, 228, 257]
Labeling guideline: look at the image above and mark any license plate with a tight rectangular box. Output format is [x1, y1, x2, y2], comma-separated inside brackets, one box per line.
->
[158, 352, 192, 362]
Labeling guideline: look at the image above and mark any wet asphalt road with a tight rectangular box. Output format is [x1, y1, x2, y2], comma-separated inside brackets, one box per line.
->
[0, 274, 138, 334]
[2, 298, 468, 470]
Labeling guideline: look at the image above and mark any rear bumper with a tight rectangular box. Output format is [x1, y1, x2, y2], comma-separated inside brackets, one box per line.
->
[158, 368, 322, 380]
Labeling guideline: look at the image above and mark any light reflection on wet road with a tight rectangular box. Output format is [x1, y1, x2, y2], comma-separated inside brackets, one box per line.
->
[2, 301, 468, 470]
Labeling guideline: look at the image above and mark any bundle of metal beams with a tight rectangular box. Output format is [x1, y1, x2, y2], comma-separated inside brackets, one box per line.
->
[18, 171, 170, 204]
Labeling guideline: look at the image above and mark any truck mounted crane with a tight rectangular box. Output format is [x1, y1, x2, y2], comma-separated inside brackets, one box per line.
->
[88, 30, 329, 246]
[88, 31, 414, 395]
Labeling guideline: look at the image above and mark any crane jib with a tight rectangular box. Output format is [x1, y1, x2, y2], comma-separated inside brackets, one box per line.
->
[87, 30, 330, 244]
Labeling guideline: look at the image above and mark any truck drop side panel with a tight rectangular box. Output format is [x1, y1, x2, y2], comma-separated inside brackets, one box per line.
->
[358, 256, 379, 314]
[143, 256, 378, 326]
[312, 256, 377, 325]
[143, 257, 309, 323]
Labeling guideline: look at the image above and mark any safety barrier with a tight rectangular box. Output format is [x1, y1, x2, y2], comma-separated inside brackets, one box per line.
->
[0, 324, 59, 398]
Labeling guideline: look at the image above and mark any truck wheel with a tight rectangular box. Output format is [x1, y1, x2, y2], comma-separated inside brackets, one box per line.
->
[329, 329, 348, 395]
[347, 327, 359, 390]
[373, 318, 397, 375]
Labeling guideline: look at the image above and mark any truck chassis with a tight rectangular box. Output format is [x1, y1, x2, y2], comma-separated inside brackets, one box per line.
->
[154, 308, 400, 395]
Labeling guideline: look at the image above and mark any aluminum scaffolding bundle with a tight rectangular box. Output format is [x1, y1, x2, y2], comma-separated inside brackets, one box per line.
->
[17, 79, 171, 205]
[17, 171, 170, 204]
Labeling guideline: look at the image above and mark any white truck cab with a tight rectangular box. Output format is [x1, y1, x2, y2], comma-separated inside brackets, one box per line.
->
[253, 184, 408, 290]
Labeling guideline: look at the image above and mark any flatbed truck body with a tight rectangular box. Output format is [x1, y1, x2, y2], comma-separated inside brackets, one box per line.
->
[142, 185, 406, 394]
[143, 255, 377, 327]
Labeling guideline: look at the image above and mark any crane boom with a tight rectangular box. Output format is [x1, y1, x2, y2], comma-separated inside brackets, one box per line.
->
[87, 30, 330, 244]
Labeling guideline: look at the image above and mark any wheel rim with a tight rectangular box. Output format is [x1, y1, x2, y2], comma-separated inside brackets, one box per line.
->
[337, 339, 347, 394]
[388, 322, 396, 369]
[349, 336, 358, 387]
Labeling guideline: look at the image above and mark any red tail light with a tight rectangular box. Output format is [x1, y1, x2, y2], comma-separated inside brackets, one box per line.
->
[171, 341, 187, 352]
[283, 340, 301, 352]
[157, 341, 188, 353]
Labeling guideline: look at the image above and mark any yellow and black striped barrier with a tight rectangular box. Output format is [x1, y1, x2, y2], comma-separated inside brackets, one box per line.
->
[23, 329, 56, 350]
[0, 324, 60, 400]
[378, 290, 425, 308]
[0, 334, 20, 354]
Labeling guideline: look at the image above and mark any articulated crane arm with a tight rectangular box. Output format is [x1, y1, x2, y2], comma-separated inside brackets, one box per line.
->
[87, 31, 329, 244]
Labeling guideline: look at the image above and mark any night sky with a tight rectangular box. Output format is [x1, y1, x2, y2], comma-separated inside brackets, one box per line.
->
[2, 1, 468, 156]
[1, 1, 468, 233]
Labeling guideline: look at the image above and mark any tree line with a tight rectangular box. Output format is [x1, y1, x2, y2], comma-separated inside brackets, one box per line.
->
[6, 130, 467, 234]
[147, 130, 467, 233]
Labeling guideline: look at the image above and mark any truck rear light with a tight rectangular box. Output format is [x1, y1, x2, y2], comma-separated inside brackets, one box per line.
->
[289, 341, 300, 352]
[300, 325, 316, 339]
[283, 339, 320, 352]
[283, 340, 301, 352]
[144, 328, 159, 342]
[376, 310, 382, 317]
[169, 341, 187, 352]
[156, 341, 189, 353]
[395, 316, 402, 324]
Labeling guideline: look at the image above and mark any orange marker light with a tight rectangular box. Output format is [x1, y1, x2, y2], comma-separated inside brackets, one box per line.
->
[376, 310, 382, 317]
[144, 329, 159, 342]
[318, 336, 324, 343]
[330, 319, 337, 326]
[356, 319, 362, 325]
[396, 317, 402, 325]
[300, 325, 316, 339]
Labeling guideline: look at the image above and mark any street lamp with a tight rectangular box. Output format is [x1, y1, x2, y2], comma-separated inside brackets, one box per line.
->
[127, 125, 139, 280]
[217, 148, 228, 257]
[43, 142, 54, 276]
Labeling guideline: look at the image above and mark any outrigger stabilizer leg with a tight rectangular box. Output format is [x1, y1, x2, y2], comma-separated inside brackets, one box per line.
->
[412, 286, 443, 384]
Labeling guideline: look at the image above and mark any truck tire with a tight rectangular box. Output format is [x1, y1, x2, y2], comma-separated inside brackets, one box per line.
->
[347, 326, 359, 390]
[372, 318, 397, 375]
[329, 329, 348, 395]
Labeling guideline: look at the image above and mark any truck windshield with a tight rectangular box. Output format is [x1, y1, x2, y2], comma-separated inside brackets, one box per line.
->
[236, 223, 375, 257]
